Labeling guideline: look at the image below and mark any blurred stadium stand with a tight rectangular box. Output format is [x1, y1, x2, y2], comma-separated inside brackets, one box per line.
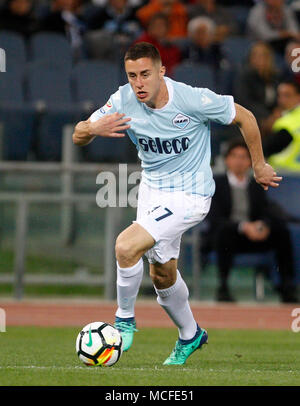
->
[26, 59, 79, 161]
[72, 60, 119, 108]
[221, 36, 253, 68]
[0, 26, 250, 163]
[226, 5, 250, 35]
[0, 5, 299, 300]
[26, 60, 72, 106]
[0, 64, 24, 105]
[173, 62, 216, 91]
[267, 175, 300, 285]
[71, 60, 135, 162]
[201, 174, 300, 300]
[0, 28, 137, 162]
[0, 33, 35, 160]
[83, 29, 119, 62]
[0, 30, 27, 69]
[202, 249, 275, 301]
[0, 105, 35, 160]
[29, 32, 73, 69]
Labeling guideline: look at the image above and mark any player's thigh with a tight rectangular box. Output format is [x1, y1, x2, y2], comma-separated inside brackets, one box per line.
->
[115, 222, 155, 259]
[149, 259, 178, 289]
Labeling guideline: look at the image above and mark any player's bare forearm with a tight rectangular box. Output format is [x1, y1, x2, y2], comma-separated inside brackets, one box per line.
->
[232, 103, 265, 167]
[231, 103, 282, 190]
[72, 119, 95, 146]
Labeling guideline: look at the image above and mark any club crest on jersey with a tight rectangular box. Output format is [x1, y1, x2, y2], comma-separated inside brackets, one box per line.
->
[172, 114, 190, 129]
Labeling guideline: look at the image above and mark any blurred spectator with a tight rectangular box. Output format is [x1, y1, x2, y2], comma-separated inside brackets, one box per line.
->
[134, 13, 181, 76]
[279, 40, 300, 85]
[204, 138, 298, 303]
[290, 0, 300, 24]
[187, 0, 236, 42]
[136, 0, 188, 39]
[40, 0, 87, 59]
[234, 42, 280, 127]
[263, 80, 300, 171]
[180, 16, 226, 73]
[0, 0, 39, 37]
[87, 0, 141, 40]
[216, 0, 254, 5]
[247, 0, 300, 55]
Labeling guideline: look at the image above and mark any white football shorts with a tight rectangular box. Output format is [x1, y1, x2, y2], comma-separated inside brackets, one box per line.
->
[134, 181, 211, 264]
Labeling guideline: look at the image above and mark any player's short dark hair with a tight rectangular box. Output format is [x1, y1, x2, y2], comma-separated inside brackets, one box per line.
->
[224, 138, 250, 158]
[124, 42, 162, 65]
[279, 79, 300, 94]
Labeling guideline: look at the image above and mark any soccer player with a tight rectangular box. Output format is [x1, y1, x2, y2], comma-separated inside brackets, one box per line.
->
[72, 42, 282, 365]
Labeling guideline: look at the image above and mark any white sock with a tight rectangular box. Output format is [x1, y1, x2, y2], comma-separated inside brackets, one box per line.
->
[155, 270, 197, 340]
[115, 258, 144, 319]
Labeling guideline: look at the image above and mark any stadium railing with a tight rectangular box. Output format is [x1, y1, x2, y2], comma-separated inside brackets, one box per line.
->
[0, 124, 202, 300]
[0, 124, 134, 299]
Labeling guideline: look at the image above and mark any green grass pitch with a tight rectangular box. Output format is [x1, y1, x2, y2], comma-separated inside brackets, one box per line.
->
[0, 326, 299, 386]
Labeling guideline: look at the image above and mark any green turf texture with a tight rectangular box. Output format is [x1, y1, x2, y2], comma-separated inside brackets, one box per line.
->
[0, 327, 299, 386]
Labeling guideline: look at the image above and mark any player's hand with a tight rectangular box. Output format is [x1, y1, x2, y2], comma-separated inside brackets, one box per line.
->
[89, 113, 131, 138]
[241, 221, 270, 241]
[253, 162, 282, 191]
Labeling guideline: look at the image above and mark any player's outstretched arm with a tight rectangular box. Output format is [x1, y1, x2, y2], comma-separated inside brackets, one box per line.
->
[231, 103, 282, 191]
[72, 113, 131, 146]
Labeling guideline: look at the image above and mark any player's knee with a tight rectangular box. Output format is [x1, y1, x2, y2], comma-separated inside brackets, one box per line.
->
[150, 268, 176, 289]
[115, 240, 131, 265]
[115, 236, 139, 267]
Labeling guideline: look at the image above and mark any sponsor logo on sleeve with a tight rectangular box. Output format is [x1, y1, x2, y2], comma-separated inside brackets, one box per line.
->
[106, 99, 112, 108]
[100, 99, 113, 114]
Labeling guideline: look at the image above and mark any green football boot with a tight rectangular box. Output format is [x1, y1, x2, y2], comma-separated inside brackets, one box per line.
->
[163, 326, 208, 365]
[114, 317, 138, 352]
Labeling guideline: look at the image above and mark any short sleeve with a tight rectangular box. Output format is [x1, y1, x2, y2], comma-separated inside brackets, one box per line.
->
[90, 89, 122, 123]
[194, 88, 236, 125]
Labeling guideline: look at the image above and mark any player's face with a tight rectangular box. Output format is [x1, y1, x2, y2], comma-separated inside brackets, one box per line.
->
[125, 57, 166, 107]
[225, 146, 251, 177]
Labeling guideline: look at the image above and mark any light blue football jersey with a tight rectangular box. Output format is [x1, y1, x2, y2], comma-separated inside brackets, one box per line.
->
[90, 77, 235, 197]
